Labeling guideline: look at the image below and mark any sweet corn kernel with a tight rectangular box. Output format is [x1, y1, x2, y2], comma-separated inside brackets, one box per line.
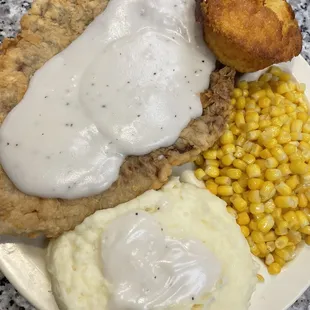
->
[231, 181, 243, 194]
[248, 178, 264, 190]
[260, 181, 276, 202]
[283, 211, 299, 230]
[257, 274, 265, 282]
[273, 254, 286, 267]
[216, 149, 224, 159]
[220, 130, 234, 145]
[226, 168, 242, 180]
[291, 119, 303, 132]
[257, 242, 268, 256]
[194, 168, 205, 180]
[233, 145, 244, 158]
[257, 215, 275, 233]
[215, 176, 231, 185]
[232, 88, 243, 98]
[265, 253, 275, 265]
[266, 241, 276, 252]
[263, 138, 278, 148]
[243, 141, 255, 152]
[247, 130, 261, 141]
[266, 157, 278, 169]
[275, 236, 289, 249]
[290, 160, 309, 174]
[296, 210, 309, 227]
[250, 244, 260, 256]
[265, 231, 277, 242]
[250, 144, 263, 157]
[195, 155, 204, 166]
[283, 143, 298, 155]
[278, 163, 291, 177]
[260, 149, 272, 159]
[237, 80, 249, 90]
[237, 212, 250, 225]
[268, 263, 282, 275]
[305, 236, 310, 245]
[265, 200, 276, 214]
[232, 159, 246, 171]
[275, 196, 298, 209]
[246, 164, 261, 178]
[250, 203, 265, 215]
[226, 207, 238, 219]
[222, 144, 236, 154]
[277, 130, 291, 144]
[230, 194, 247, 211]
[236, 96, 246, 109]
[248, 190, 261, 203]
[221, 154, 235, 166]
[205, 181, 218, 195]
[287, 230, 302, 245]
[240, 226, 250, 237]
[242, 154, 256, 165]
[202, 149, 217, 160]
[252, 90, 266, 101]
[235, 112, 246, 128]
[270, 146, 288, 163]
[265, 169, 282, 181]
[238, 174, 249, 188]
[217, 186, 233, 196]
[275, 182, 292, 196]
[205, 166, 220, 178]
[286, 175, 299, 190]
[300, 226, 310, 235]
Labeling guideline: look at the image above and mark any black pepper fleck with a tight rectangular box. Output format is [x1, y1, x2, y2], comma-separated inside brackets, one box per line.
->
[70, 123, 73, 127]
[127, 81, 130, 84]
[161, 228, 163, 231]
[154, 276, 157, 279]
[189, 106, 192, 110]
[135, 212, 138, 215]
[157, 207, 160, 210]
[202, 60, 205, 63]
[91, 83, 95, 86]
[15, 144, 18, 147]
[101, 105, 106, 108]
[137, 114, 141, 117]
[41, 133, 44, 136]
[6, 142, 9, 146]
[66, 102, 70, 106]
[160, 127, 163, 130]
[153, 72, 157, 75]
[44, 96, 48, 99]
[106, 85, 109, 87]
[192, 297, 195, 301]
[175, 114, 177, 118]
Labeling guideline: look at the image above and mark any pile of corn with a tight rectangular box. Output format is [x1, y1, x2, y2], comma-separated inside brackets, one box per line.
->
[194, 66, 309, 275]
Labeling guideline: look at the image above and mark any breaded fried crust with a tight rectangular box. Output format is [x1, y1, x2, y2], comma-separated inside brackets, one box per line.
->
[0, 0, 235, 237]
[198, 0, 302, 72]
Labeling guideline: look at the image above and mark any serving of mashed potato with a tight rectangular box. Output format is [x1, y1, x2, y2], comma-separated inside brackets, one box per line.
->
[46, 175, 257, 310]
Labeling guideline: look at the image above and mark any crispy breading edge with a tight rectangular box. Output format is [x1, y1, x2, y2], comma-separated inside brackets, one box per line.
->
[0, 0, 236, 237]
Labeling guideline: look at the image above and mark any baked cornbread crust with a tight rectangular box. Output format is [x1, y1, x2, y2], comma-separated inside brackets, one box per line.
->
[198, 0, 302, 72]
[0, 0, 235, 237]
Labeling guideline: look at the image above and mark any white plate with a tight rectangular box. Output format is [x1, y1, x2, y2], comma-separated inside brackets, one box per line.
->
[1, 55, 310, 310]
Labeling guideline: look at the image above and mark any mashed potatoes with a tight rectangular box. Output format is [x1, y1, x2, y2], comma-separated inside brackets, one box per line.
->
[47, 175, 257, 310]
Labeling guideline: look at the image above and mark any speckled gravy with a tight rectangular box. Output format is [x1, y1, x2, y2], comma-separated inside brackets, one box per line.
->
[0, 0, 215, 199]
[101, 210, 221, 309]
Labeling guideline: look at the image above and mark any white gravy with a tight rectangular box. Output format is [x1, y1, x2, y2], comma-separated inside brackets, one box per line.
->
[101, 210, 221, 309]
[0, 0, 215, 199]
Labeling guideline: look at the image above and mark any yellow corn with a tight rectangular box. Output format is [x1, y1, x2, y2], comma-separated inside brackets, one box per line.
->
[217, 186, 233, 196]
[205, 181, 218, 195]
[226, 168, 242, 180]
[275, 236, 289, 249]
[260, 181, 276, 202]
[236, 96, 246, 109]
[226, 207, 238, 218]
[230, 195, 247, 211]
[290, 160, 309, 174]
[250, 203, 265, 215]
[283, 211, 299, 230]
[248, 178, 264, 190]
[265, 253, 275, 265]
[265, 157, 278, 169]
[300, 226, 310, 235]
[286, 175, 299, 190]
[268, 263, 282, 275]
[242, 154, 256, 165]
[237, 80, 249, 90]
[266, 241, 276, 252]
[275, 182, 292, 196]
[232, 159, 247, 171]
[274, 196, 298, 209]
[257, 274, 265, 282]
[305, 236, 310, 245]
[240, 226, 250, 237]
[221, 154, 235, 166]
[265, 169, 282, 181]
[215, 176, 231, 186]
[257, 242, 269, 256]
[246, 164, 261, 178]
[288, 230, 302, 245]
[194, 168, 206, 180]
[222, 144, 236, 154]
[278, 163, 291, 176]
[296, 210, 309, 227]
[202, 149, 217, 160]
[205, 166, 220, 178]
[265, 200, 276, 213]
[257, 215, 275, 233]
[220, 130, 234, 144]
[264, 231, 277, 242]
[291, 119, 303, 132]
[234, 146, 245, 159]
[237, 212, 250, 225]
[248, 190, 261, 203]
[232, 181, 245, 194]
[270, 146, 288, 163]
